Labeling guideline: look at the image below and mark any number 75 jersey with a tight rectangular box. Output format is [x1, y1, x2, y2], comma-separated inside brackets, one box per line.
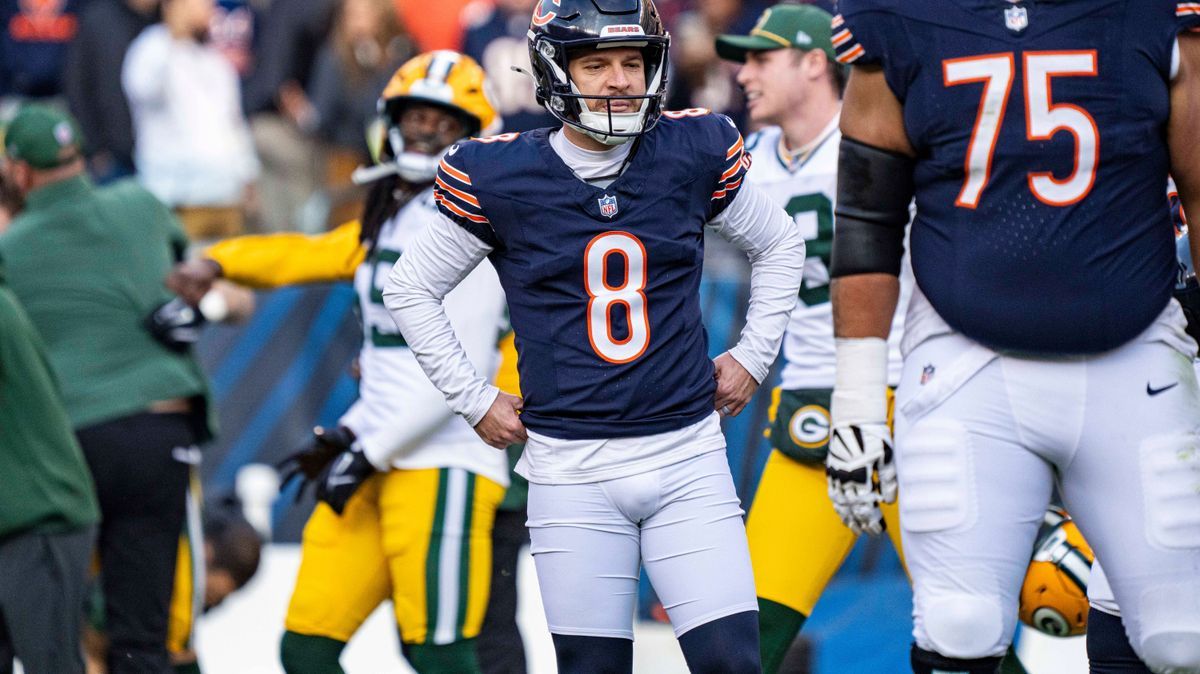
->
[834, 0, 1200, 355]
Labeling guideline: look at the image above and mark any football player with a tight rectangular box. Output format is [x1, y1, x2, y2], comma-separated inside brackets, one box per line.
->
[714, 5, 910, 671]
[827, 2, 1200, 674]
[382, 1, 805, 671]
[168, 52, 511, 673]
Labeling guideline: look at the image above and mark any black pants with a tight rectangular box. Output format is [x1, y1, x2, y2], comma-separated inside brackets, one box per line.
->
[77, 412, 195, 674]
[478, 506, 530, 674]
[0, 525, 95, 674]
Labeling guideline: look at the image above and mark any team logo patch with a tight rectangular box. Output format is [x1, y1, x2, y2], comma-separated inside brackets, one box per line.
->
[1004, 5, 1028, 32]
[53, 120, 74, 146]
[788, 405, 831, 449]
[598, 194, 619, 218]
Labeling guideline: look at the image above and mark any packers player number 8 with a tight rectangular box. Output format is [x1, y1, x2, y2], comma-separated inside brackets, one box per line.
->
[944, 50, 1098, 209]
[585, 231, 650, 364]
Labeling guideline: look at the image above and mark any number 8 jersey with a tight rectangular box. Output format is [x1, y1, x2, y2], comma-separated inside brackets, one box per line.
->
[433, 112, 750, 440]
[834, 0, 1200, 355]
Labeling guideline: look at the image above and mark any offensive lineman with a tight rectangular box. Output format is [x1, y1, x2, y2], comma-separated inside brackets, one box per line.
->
[383, 1, 804, 671]
[826, 2, 1200, 673]
[713, 5, 909, 671]
[168, 52, 510, 673]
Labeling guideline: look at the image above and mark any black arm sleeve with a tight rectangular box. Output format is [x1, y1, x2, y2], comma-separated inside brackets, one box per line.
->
[829, 137, 915, 278]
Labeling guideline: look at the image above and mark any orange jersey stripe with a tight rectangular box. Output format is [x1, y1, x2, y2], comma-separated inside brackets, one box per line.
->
[439, 159, 472, 185]
[720, 154, 744, 182]
[434, 176, 481, 208]
[832, 14, 845, 28]
[832, 29, 852, 47]
[836, 44, 865, 64]
[726, 136, 744, 160]
[435, 193, 490, 224]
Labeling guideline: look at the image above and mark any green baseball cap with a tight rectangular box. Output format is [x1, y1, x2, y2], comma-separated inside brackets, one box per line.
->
[3, 104, 83, 170]
[715, 4, 837, 63]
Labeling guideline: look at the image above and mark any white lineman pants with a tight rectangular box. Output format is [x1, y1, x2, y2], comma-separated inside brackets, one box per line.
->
[526, 449, 758, 639]
[894, 332, 1200, 669]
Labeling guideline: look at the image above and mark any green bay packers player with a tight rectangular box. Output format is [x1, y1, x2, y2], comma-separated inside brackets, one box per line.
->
[715, 6, 907, 670]
[168, 51, 510, 674]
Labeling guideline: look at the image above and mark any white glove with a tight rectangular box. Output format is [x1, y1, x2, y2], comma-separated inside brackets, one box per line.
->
[826, 338, 897, 535]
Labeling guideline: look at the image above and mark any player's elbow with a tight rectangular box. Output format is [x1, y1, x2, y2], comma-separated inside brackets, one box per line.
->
[380, 264, 434, 319]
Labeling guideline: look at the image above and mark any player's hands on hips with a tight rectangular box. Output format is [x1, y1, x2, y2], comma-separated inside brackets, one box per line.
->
[474, 392, 527, 449]
[826, 422, 897, 535]
[167, 258, 223, 306]
[277, 426, 355, 502]
[316, 443, 378, 516]
[713, 352, 757, 417]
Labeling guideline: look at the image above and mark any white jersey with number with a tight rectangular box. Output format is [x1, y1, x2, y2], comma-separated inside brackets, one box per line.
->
[744, 122, 908, 388]
[340, 187, 510, 487]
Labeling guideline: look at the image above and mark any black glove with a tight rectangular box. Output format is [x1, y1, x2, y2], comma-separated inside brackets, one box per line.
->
[315, 444, 378, 515]
[144, 297, 206, 352]
[277, 426, 355, 502]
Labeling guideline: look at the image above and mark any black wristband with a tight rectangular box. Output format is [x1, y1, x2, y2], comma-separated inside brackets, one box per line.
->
[830, 137, 915, 278]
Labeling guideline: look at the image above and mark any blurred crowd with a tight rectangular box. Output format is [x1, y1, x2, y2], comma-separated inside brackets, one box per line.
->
[0, 0, 833, 240]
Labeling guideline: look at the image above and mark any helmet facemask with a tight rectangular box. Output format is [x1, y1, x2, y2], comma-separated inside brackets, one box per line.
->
[530, 34, 669, 146]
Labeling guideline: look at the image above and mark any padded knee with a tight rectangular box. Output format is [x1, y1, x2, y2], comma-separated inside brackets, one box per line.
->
[1138, 631, 1200, 673]
[911, 645, 1002, 674]
[921, 594, 1006, 660]
[677, 610, 761, 674]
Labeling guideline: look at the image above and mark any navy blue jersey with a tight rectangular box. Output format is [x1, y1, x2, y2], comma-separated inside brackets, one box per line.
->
[834, 0, 1200, 354]
[433, 111, 749, 440]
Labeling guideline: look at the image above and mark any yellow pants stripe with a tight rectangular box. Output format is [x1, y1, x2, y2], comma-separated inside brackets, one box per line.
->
[167, 469, 204, 655]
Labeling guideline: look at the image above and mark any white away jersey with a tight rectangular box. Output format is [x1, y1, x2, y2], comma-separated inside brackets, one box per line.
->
[340, 187, 510, 486]
[744, 123, 908, 388]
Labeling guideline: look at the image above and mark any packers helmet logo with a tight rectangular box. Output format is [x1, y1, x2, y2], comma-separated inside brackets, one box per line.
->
[788, 405, 830, 449]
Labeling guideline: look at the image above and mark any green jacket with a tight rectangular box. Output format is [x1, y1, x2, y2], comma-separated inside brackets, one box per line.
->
[0, 175, 214, 437]
[0, 263, 99, 540]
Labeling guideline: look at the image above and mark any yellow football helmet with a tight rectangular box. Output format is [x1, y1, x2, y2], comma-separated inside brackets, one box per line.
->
[356, 50, 499, 185]
[1018, 507, 1095, 637]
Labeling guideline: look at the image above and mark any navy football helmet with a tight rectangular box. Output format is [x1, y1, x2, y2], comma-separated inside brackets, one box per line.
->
[527, 0, 669, 145]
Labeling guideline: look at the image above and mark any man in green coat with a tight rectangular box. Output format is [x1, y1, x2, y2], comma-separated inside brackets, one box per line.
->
[1, 104, 214, 674]
[0, 258, 99, 674]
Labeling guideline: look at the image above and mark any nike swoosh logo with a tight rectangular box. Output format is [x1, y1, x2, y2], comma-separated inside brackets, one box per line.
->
[1147, 382, 1179, 396]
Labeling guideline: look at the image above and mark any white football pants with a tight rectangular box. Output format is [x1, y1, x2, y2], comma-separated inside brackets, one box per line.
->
[894, 332, 1200, 672]
[526, 449, 758, 639]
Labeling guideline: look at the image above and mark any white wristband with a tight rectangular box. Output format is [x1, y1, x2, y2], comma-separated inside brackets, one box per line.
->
[831, 337, 889, 425]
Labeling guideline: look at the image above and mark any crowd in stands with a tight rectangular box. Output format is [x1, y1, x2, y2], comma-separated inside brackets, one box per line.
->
[0, 0, 833, 241]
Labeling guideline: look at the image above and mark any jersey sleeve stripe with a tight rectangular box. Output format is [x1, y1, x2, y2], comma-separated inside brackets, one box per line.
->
[438, 159, 473, 186]
[832, 29, 853, 47]
[832, 13, 845, 28]
[1179, 2, 1200, 15]
[726, 136, 744, 160]
[835, 43, 865, 65]
[434, 193, 490, 224]
[434, 176, 481, 208]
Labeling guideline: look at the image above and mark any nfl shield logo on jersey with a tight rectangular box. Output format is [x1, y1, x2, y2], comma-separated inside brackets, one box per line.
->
[1004, 4, 1028, 32]
[598, 194, 619, 219]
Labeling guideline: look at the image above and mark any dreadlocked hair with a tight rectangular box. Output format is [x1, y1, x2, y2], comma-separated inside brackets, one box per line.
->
[359, 174, 419, 255]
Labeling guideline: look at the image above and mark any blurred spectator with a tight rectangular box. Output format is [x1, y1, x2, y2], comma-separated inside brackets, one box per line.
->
[309, 0, 411, 154]
[666, 0, 769, 126]
[0, 103, 215, 674]
[0, 166, 21, 231]
[63, 0, 159, 184]
[307, 0, 412, 227]
[461, 0, 554, 133]
[123, 0, 259, 242]
[241, 0, 335, 232]
[0, 0, 84, 100]
[211, 0, 256, 78]
[394, 0, 471, 52]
